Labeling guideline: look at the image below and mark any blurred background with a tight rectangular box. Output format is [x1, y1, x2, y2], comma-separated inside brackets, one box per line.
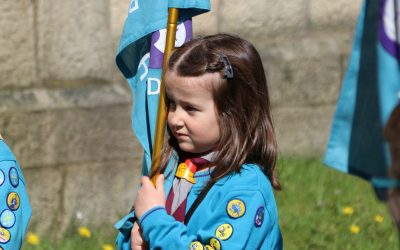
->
[1, 0, 398, 249]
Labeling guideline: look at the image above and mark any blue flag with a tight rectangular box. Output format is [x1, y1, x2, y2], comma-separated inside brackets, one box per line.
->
[116, 0, 210, 175]
[324, 0, 400, 198]
[114, 2, 210, 249]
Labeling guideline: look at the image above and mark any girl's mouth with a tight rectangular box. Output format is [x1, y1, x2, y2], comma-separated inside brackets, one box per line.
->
[175, 132, 188, 139]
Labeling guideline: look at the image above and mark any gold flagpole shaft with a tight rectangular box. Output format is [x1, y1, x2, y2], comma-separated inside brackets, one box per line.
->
[150, 8, 179, 185]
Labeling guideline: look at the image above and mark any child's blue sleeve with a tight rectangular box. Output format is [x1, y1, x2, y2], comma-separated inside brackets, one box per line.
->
[115, 211, 136, 250]
[0, 139, 32, 250]
[138, 187, 282, 249]
[115, 153, 177, 250]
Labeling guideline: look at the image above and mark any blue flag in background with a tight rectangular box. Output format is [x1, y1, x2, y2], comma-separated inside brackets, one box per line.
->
[324, 0, 400, 199]
[116, 0, 210, 176]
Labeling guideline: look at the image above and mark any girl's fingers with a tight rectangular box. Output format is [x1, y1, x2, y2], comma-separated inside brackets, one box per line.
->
[131, 222, 144, 250]
[141, 176, 150, 186]
[156, 174, 165, 192]
[141, 175, 164, 191]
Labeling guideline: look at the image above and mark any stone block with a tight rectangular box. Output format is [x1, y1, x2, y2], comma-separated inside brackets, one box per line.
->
[193, 0, 219, 35]
[110, 0, 131, 85]
[110, 0, 130, 43]
[23, 167, 63, 234]
[23, 159, 142, 236]
[36, 0, 114, 84]
[273, 104, 336, 156]
[0, 83, 137, 168]
[260, 31, 354, 107]
[59, 158, 141, 235]
[0, 1, 36, 89]
[309, 0, 363, 29]
[219, 0, 308, 39]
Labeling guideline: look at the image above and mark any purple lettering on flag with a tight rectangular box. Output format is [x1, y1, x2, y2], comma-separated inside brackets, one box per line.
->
[379, 0, 400, 59]
[149, 19, 193, 69]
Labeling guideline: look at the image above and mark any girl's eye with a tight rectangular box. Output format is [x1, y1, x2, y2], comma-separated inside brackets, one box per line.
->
[185, 106, 198, 112]
[168, 100, 176, 110]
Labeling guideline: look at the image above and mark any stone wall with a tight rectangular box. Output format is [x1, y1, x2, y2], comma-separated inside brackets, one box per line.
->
[0, 0, 362, 237]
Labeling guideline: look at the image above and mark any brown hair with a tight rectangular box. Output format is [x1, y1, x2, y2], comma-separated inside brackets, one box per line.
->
[150, 33, 280, 190]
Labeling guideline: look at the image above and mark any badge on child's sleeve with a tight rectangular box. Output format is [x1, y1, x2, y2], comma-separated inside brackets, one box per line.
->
[0, 170, 4, 186]
[6, 192, 20, 211]
[210, 237, 221, 250]
[189, 241, 204, 250]
[254, 206, 265, 227]
[226, 199, 246, 218]
[0, 227, 10, 244]
[0, 210, 15, 229]
[215, 223, 233, 240]
[9, 167, 19, 188]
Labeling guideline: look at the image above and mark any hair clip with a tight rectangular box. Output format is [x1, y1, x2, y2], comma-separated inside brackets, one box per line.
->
[220, 54, 234, 79]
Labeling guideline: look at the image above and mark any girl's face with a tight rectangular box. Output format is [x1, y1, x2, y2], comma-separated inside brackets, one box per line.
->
[165, 70, 221, 155]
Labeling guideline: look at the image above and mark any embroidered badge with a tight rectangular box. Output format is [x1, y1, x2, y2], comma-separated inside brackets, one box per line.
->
[189, 241, 204, 250]
[9, 167, 19, 188]
[0, 210, 15, 229]
[215, 223, 233, 240]
[254, 206, 265, 227]
[0, 170, 4, 186]
[175, 160, 197, 184]
[226, 199, 246, 218]
[210, 237, 221, 250]
[0, 227, 10, 244]
[7, 192, 20, 211]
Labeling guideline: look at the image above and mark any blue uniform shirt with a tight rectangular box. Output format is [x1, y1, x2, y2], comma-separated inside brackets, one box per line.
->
[0, 136, 32, 249]
[116, 154, 282, 249]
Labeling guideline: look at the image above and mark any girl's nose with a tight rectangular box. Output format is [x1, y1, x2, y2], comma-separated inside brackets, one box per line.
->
[168, 110, 184, 128]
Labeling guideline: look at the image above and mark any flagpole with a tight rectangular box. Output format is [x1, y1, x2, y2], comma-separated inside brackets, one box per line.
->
[150, 8, 179, 185]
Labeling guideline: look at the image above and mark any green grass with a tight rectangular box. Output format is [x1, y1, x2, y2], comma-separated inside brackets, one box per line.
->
[22, 226, 117, 250]
[22, 236, 115, 250]
[277, 157, 398, 250]
[22, 157, 398, 249]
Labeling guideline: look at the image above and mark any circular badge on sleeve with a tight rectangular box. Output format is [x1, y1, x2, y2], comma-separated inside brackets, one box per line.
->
[6, 192, 20, 211]
[0, 210, 15, 229]
[210, 237, 221, 250]
[215, 223, 233, 240]
[0, 170, 4, 186]
[226, 199, 246, 218]
[9, 167, 19, 188]
[254, 206, 265, 227]
[189, 241, 204, 250]
[0, 227, 10, 244]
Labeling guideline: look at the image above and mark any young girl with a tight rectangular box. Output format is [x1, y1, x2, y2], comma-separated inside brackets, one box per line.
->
[116, 33, 282, 249]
